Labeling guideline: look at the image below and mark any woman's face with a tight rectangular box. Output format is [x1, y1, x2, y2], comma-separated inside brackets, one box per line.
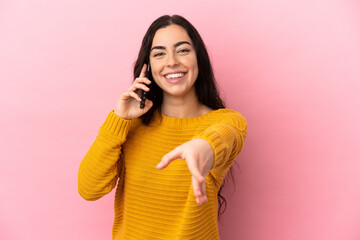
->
[149, 24, 198, 99]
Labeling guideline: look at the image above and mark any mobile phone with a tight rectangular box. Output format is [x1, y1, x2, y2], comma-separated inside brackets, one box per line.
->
[140, 62, 151, 109]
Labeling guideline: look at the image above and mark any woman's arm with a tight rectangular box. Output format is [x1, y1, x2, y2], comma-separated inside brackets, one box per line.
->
[78, 64, 152, 200]
[156, 110, 247, 204]
[195, 110, 247, 186]
[77, 111, 132, 201]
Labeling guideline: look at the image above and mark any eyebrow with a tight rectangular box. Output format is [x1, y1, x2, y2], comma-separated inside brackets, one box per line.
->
[150, 41, 192, 52]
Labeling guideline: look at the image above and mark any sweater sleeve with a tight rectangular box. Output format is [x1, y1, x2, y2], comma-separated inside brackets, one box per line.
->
[78, 110, 132, 201]
[193, 110, 247, 188]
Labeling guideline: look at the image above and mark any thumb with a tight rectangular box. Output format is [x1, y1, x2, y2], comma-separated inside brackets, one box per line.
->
[142, 99, 153, 113]
[157, 147, 182, 169]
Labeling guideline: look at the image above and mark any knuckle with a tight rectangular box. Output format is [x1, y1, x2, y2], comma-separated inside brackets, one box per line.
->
[162, 156, 168, 163]
[164, 157, 171, 164]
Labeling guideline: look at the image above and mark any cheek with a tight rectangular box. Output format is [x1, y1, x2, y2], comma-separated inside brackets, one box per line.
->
[191, 59, 199, 79]
[188, 55, 198, 73]
[151, 73, 164, 89]
[150, 65, 162, 82]
[181, 56, 198, 73]
[151, 72, 161, 86]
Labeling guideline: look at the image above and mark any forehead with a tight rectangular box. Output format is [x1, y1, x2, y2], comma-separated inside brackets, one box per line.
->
[151, 24, 192, 47]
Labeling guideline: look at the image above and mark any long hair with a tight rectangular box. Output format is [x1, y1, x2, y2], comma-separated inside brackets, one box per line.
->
[133, 14, 233, 219]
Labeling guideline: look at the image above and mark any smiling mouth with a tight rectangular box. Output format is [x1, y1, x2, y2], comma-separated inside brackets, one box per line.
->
[164, 72, 186, 79]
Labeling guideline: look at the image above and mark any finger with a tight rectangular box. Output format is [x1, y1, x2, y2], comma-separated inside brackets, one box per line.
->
[134, 77, 151, 85]
[200, 180, 207, 202]
[192, 176, 207, 205]
[186, 155, 205, 183]
[139, 64, 147, 78]
[122, 91, 141, 102]
[194, 176, 207, 198]
[129, 83, 150, 92]
[192, 176, 202, 198]
[157, 147, 182, 169]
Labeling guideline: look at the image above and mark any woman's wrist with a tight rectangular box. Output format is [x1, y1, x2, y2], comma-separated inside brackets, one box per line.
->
[113, 110, 131, 120]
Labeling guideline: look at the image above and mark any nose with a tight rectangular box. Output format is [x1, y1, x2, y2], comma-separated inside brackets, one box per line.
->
[166, 52, 179, 67]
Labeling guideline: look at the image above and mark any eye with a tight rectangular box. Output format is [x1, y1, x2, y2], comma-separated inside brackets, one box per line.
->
[178, 49, 190, 54]
[153, 52, 165, 57]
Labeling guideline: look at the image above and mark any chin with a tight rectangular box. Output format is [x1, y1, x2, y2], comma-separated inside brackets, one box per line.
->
[163, 86, 196, 99]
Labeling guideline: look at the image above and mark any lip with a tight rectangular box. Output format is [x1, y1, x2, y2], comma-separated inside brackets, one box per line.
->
[162, 72, 187, 84]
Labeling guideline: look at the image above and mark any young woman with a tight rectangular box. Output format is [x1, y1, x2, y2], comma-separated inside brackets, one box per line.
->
[78, 15, 247, 240]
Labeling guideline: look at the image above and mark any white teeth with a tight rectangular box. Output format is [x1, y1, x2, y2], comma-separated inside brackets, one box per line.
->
[165, 73, 185, 79]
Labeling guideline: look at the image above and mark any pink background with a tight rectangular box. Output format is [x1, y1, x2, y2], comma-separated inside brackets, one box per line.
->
[1, 0, 360, 239]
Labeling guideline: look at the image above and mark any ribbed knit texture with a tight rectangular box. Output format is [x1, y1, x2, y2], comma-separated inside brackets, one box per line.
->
[78, 109, 247, 240]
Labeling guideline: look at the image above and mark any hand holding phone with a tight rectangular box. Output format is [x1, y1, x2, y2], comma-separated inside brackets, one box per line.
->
[113, 64, 152, 120]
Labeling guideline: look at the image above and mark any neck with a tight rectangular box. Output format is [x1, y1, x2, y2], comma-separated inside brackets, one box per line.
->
[161, 91, 210, 118]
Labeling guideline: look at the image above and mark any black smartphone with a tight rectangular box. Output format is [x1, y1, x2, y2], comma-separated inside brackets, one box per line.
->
[140, 62, 151, 109]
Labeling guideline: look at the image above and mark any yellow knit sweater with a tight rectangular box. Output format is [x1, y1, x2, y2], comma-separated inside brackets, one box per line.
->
[78, 109, 247, 240]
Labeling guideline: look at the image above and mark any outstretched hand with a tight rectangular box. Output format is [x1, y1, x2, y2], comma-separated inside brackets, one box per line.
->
[156, 138, 214, 205]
